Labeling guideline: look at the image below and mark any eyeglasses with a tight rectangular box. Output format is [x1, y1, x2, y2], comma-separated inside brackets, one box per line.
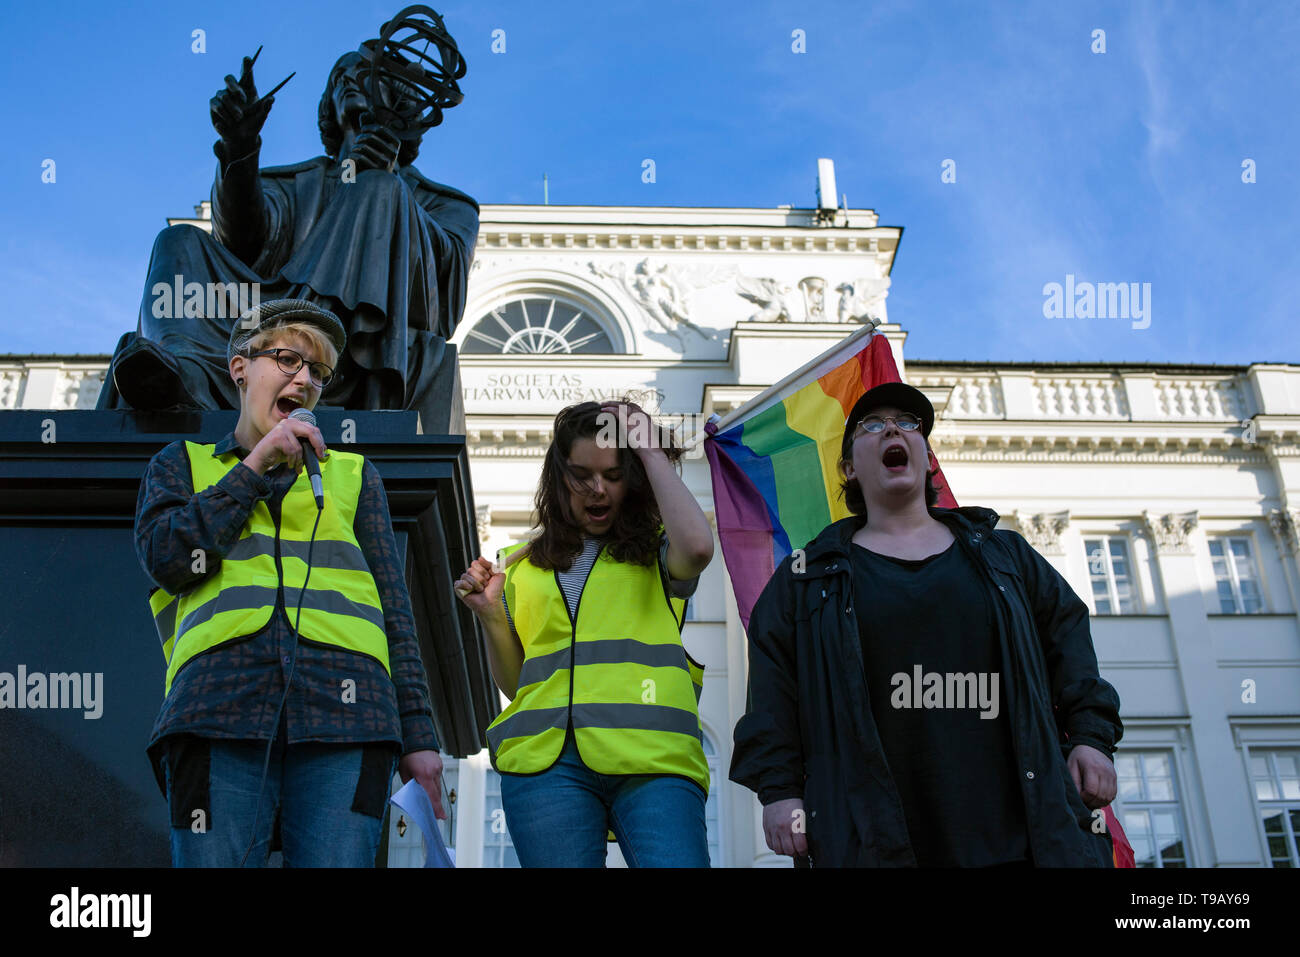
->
[852, 413, 922, 438]
[246, 348, 334, 388]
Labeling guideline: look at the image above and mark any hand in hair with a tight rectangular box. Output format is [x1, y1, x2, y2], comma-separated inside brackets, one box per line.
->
[596, 401, 713, 579]
[599, 401, 680, 461]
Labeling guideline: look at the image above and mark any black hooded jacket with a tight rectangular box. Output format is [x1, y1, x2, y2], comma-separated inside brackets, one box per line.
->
[730, 506, 1123, 867]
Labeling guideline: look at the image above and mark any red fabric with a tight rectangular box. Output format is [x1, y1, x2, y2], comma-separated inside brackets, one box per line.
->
[1105, 806, 1136, 867]
[856, 337, 958, 508]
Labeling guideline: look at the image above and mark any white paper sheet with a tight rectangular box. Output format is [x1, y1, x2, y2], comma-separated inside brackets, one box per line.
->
[390, 778, 455, 868]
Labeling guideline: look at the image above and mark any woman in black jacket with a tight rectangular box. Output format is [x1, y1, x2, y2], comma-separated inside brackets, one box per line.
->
[730, 382, 1122, 867]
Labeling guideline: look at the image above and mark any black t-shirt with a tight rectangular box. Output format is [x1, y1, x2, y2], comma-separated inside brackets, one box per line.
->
[852, 538, 1031, 866]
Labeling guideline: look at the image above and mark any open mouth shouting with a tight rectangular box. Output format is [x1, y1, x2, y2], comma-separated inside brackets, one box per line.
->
[585, 503, 612, 525]
[274, 392, 308, 420]
[881, 442, 910, 473]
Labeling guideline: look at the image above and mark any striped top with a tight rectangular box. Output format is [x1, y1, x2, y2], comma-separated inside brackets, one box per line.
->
[503, 534, 696, 627]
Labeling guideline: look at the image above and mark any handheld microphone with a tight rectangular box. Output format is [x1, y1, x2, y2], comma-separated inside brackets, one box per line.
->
[288, 407, 325, 510]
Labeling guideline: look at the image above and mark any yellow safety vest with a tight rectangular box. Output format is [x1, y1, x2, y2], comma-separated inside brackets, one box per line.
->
[486, 541, 709, 794]
[149, 441, 389, 695]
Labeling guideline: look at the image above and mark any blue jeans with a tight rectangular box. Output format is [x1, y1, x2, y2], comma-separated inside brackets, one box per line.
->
[164, 729, 395, 868]
[498, 732, 710, 867]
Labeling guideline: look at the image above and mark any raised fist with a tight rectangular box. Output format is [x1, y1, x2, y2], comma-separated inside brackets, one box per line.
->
[454, 556, 506, 618]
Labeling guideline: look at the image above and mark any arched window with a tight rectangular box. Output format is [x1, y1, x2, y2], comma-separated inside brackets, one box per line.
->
[461, 291, 619, 355]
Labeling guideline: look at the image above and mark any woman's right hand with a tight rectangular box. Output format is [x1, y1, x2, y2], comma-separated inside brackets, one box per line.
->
[454, 556, 505, 618]
[245, 417, 327, 476]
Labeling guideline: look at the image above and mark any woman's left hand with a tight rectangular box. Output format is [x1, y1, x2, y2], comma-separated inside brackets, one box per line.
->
[398, 749, 446, 819]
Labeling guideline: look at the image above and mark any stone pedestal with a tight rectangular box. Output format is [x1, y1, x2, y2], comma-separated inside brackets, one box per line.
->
[0, 409, 494, 866]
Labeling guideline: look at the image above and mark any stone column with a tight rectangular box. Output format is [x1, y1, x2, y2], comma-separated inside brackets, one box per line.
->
[1267, 508, 1300, 636]
[1142, 510, 1261, 865]
[1248, 363, 1300, 636]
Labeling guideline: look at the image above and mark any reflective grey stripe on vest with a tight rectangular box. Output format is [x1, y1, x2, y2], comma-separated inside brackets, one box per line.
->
[572, 702, 702, 740]
[486, 706, 568, 750]
[176, 585, 385, 639]
[516, 647, 571, 690]
[487, 702, 702, 749]
[225, 533, 367, 572]
[176, 585, 279, 638]
[516, 639, 690, 689]
[300, 588, 386, 633]
[154, 597, 177, 647]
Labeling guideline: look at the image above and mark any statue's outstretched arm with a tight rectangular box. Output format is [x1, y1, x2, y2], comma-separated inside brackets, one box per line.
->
[209, 53, 275, 265]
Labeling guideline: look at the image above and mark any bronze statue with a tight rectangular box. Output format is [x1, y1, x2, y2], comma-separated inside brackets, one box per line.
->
[99, 7, 479, 427]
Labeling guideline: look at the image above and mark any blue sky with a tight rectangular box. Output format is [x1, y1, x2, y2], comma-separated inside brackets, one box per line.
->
[1, 0, 1296, 364]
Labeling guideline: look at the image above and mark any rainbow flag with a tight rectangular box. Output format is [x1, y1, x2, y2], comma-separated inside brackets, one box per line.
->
[703, 327, 956, 630]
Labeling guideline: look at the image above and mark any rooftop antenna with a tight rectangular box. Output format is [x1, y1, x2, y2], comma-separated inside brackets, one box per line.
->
[543, 172, 549, 205]
[815, 158, 837, 226]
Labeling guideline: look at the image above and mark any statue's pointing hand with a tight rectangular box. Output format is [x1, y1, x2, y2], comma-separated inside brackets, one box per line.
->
[210, 54, 274, 158]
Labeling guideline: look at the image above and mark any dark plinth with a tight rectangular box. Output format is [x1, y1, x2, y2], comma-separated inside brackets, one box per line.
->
[0, 409, 496, 866]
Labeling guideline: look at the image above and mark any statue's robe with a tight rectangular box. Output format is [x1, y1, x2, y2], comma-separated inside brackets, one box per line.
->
[101, 157, 478, 424]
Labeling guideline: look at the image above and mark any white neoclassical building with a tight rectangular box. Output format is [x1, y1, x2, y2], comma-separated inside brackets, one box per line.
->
[6, 174, 1299, 868]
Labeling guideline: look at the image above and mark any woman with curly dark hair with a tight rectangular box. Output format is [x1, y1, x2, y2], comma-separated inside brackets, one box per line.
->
[455, 400, 715, 867]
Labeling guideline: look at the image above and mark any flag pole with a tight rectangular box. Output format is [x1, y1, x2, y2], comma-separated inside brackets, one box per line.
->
[702, 320, 880, 443]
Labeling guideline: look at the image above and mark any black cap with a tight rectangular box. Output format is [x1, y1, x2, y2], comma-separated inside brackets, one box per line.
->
[228, 299, 347, 365]
[841, 381, 935, 459]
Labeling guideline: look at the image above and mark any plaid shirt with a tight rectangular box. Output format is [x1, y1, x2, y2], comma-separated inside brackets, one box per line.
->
[136, 432, 439, 784]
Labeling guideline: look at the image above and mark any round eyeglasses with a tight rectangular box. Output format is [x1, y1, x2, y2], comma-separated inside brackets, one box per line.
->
[246, 348, 334, 388]
[852, 413, 922, 438]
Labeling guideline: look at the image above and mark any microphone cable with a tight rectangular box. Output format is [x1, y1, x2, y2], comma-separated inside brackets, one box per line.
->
[239, 489, 323, 867]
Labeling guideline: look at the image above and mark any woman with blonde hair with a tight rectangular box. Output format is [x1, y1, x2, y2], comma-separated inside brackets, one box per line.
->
[136, 299, 444, 867]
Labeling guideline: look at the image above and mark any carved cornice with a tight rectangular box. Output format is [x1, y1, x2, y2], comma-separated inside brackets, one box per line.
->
[927, 430, 1270, 464]
[473, 229, 897, 258]
[1014, 510, 1070, 554]
[1142, 511, 1199, 554]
